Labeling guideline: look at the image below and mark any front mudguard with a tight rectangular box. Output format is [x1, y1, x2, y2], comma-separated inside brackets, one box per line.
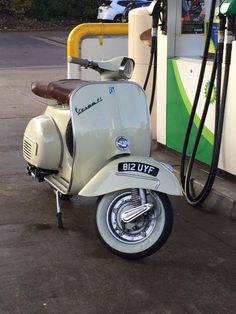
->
[79, 156, 182, 197]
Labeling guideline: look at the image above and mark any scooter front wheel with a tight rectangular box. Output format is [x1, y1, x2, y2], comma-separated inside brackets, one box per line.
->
[96, 189, 173, 259]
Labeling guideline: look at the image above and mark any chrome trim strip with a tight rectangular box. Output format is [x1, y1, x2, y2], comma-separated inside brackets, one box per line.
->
[115, 171, 159, 182]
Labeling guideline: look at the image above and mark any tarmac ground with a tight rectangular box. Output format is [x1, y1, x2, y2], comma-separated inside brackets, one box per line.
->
[0, 31, 235, 314]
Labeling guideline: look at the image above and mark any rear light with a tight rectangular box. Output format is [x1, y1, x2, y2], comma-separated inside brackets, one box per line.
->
[101, 1, 112, 8]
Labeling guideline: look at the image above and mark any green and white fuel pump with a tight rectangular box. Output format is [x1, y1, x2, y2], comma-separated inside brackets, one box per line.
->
[179, 0, 236, 204]
[129, 0, 236, 205]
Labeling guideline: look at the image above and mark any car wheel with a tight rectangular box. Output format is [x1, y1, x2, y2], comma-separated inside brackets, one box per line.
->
[113, 14, 122, 22]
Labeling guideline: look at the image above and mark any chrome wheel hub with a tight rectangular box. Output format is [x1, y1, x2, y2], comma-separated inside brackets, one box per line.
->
[106, 192, 159, 244]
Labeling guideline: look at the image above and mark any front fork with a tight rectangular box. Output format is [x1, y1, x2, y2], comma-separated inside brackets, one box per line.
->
[138, 188, 147, 205]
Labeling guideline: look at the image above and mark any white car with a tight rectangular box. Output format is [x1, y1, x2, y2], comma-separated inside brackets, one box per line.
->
[97, 0, 144, 22]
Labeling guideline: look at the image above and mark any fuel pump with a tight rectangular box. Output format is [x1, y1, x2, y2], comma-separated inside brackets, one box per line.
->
[180, 0, 236, 205]
[128, 0, 236, 205]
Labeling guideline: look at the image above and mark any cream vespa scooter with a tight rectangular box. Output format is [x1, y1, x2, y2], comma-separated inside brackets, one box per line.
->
[23, 56, 182, 259]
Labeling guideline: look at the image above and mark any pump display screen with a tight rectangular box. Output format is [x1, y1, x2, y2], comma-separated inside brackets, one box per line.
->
[182, 0, 205, 34]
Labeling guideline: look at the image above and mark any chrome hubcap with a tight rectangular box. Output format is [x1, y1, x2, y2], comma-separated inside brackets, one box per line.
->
[106, 192, 160, 244]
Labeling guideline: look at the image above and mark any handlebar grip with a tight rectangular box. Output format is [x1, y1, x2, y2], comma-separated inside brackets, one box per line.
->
[68, 56, 90, 67]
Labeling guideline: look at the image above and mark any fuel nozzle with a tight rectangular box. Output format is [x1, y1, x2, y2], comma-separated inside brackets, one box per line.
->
[148, 0, 167, 34]
[148, 0, 162, 29]
[219, 0, 236, 40]
[220, 0, 236, 16]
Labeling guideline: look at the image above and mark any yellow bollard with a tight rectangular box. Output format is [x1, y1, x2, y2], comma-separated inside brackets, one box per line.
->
[67, 23, 128, 59]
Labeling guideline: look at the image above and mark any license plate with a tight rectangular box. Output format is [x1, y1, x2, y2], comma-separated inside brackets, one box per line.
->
[118, 162, 159, 177]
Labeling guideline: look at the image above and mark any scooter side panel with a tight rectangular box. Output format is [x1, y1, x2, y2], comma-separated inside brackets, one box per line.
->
[79, 155, 182, 197]
[23, 114, 62, 170]
[69, 81, 152, 194]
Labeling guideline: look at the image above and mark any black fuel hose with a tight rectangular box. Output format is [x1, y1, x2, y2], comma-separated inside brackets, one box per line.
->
[143, 31, 158, 114]
[183, 16, 226, 205]
[180, 7, 234, 206]
[180, 0, 217, 191]
[150, 34, 158, 113]
[143, 2, 161, 114]
[143, 35, 156, 91]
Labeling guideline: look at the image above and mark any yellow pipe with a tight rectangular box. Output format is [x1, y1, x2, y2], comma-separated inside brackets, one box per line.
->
[67, 23, 128, 59]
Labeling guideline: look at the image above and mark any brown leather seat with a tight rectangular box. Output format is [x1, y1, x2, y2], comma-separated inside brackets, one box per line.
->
[31, 79, 89, 104]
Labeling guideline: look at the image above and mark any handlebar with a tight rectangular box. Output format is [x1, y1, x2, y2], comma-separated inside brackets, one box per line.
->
[68, 56, 134, 80]
[68, 56, 98, 68]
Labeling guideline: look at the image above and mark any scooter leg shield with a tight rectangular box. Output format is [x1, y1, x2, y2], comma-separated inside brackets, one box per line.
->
[79, 156, 182, 197]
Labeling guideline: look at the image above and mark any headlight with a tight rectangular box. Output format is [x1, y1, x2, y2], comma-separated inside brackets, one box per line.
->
[119, 57, 135, 79]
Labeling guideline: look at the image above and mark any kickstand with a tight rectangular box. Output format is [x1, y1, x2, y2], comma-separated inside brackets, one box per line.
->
[56, 190, 64, 229]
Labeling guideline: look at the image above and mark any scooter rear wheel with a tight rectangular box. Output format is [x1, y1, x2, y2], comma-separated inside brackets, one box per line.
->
[96, 189, 173, 259]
